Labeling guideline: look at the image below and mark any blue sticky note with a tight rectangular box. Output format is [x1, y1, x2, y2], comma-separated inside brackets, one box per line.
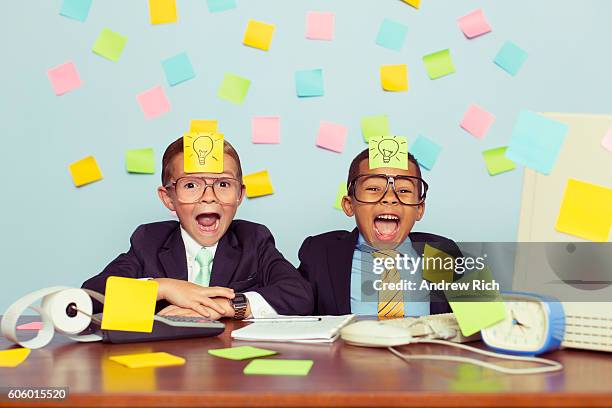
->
[60, 0, 93, 22]
[494, 41, 528, 76]
[295, 69, 324, 97]
[410, 135, 442, 171]
[505, 110, 569, 175]
[206, 0, 237, 13]
[162, 52, 195, 86]
[376, 19, 408, 51]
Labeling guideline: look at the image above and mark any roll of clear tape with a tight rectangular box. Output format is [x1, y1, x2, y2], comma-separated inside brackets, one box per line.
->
[1, 286, 105, 349]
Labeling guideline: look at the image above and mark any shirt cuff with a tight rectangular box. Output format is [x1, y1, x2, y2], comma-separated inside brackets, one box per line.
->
[243, 291, 278, 319]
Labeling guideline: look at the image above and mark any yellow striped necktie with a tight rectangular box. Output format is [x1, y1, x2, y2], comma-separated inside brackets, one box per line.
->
[373, 249, 405, 320]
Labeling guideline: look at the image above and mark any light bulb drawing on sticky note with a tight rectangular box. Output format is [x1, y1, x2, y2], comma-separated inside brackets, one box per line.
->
[184, 132, 224, 174]
[369, 136, 408, 170]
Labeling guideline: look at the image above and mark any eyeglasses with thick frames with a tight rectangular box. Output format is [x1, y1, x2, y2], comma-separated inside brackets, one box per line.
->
[164, 176, 243, 204]
[348, 174, 428, 206]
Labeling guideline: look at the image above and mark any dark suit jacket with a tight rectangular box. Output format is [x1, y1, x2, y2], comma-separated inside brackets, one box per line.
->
[298, 228, 463, 316]
[82, 220, 314, 315]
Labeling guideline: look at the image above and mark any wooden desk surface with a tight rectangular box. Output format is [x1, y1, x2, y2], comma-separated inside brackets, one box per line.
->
[1, 319, 611, 408]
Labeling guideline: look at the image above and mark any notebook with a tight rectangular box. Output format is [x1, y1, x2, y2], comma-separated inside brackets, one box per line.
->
[231, 315, 355, 343]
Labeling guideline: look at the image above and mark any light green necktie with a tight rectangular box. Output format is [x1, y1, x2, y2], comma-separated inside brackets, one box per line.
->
[194, 247, 214, 287]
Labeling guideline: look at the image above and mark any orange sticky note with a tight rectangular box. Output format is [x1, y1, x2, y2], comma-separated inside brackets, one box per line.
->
[244, 170, 274, 198]
[380, 64, 408, 92]
[148, 0, 177, 25]
[69, 156, 103, 187]
[243, 19, 275, 51]
[101, 277, 158, 333]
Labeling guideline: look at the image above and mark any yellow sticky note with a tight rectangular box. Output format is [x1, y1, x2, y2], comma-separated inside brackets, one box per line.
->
[148, 0, 177, 25]
[189, 119, 218, 133]
[380, 64, 408, 92]
[555, 179, 612, 242]
[101, 277, 158, 333]
[402, 0, 420, 9]
[422, 244, 455, 283]
[0, 348, 31, 367]
[69, 156, 103, 187]
[102, 355, 156, 392]
[244, 170, 274, 198]
[109, 352, 185, 369]
[243, 19, 275, 51]
[183, 133, 224, 174]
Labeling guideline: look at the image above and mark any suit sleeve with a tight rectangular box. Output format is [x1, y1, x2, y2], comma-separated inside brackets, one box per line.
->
[297, 236, 318, 310]
[251, 227, 314, 316]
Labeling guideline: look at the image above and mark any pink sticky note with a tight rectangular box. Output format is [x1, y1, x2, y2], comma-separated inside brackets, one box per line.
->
[47, 61, 81, 95]
[136, 86, 171, 119]
[17, 322, 43, 331]
[252, 116, 281, 144]
[316, 121, 348, 153]
[306, 11, 335, 41]
[603, 127, 612, 153]
[460, 104, 496, 139]
[458, 9, 492, 39]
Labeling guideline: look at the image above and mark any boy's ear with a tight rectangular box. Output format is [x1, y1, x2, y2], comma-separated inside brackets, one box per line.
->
[341, 195, 355, 217]
[415, 201, 425, 221]
[237, 185, 246, 206]
[157, 186, 176, 212]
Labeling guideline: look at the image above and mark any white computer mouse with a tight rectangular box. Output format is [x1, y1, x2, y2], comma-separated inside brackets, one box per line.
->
[340, 320, 413, 347]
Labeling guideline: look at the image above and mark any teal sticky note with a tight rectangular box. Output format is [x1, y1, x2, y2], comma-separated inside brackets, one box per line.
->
[60, 0, 93, 22]
[217, 73, 251, 104]
[423, 49, 456, 80]
[494, 41, 528, 76]
[410, 135, 442, 171]
[376, 18, 408, 51]
[92, 28, 127, 62]
[506, 110, 569, 175]
[162, 52, 195, 86]
[243, 359, 314, 376]
[295, 69, 324, 97]
[206, 0, 236, 12]
[208, 346, 277, 361]
[126, 148, 155, 174]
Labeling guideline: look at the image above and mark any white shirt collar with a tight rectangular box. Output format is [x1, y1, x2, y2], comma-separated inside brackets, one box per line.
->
[180, 226, 218, 260]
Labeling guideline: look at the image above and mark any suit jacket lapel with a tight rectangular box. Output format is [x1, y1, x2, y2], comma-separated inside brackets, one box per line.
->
[159, 226, 188, 280]
[209, 226, 241, 287]
[327, 228, 359, 315]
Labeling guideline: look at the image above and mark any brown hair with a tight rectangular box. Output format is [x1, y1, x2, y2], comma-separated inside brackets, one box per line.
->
[347, 148, 422, 188]
[161, 136, 243, 185]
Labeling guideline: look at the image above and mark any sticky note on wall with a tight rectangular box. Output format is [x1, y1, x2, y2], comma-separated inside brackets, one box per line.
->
[305, 11, 335, 41]
[376, 19, 408, 51]
[402, 0, 420, 9]
[243, 19, 275, 51]
[494, 41, 528, 76]
[333, 182, 348, 210]
[380, 64, 408, 92]
[482, 147, 516, 176]
[457, 9, 492, 39]
[244, 170, 274, 198]
[162, 52, 195, 86]
[361, 115, 390, 142]
[460, 104, 496, 139]
[184, 133, 224, 174]
[92, 28, 127, 62]
[555, 179, 612, 242]
[369, 135, 409, 170]
[252, 116, 281, 144]
[126, 148, 155, 174]
[47, 61, 81, 96]
[136, 86, 171, 119]
[410, 135, 442, 171]
[217, 73, 251, 104]
[60, 0, 93, 22]
[101, 277, 158, 333]
[69, 156, 103, 187]
[423, 49, 455, 80]
[295, 69, 324, 97]
[148, 0, 177, 25]
[207, 0, 237, 13]
[316, 121, 348, 153]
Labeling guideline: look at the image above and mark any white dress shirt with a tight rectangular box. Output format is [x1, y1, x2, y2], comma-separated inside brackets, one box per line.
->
[180, 227, 278, 319]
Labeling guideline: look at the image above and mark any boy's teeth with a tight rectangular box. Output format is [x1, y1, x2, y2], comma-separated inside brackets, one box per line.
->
[376, 215, 399, 220]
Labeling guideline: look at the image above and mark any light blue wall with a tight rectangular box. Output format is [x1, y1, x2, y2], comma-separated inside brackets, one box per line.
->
[1, 0, 611, 311]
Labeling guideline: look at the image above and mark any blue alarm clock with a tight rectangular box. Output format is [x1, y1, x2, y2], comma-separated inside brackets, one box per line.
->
[481, 292, 565, 356]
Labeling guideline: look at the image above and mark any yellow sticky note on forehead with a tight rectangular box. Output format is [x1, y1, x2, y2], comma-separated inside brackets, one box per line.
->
[369, 135, 409, 170]
[184, 132, 224, 174]
[101, 277, 158, 333]
[190, 119, 218, 133]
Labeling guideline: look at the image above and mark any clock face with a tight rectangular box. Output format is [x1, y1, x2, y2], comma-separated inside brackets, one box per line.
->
[482, 296, 549, 352]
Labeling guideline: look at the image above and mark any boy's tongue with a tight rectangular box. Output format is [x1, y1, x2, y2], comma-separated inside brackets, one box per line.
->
[197, 213, 219, 227]
[374, 219, 398, 235]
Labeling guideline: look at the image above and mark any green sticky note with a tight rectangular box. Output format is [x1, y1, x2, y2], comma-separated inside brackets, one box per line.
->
[482, 147, 516, 176]
[92, 28, 127, 62]
[361, 115, 390, 142]
[369, 135, 408, 170]
[126, 148, 155, 174]
[423, 49, 455, 80]
[333, 182, 348, 210]
[217, 73, 251, 104]
[208, 346, 277, 361]
[243, 359, 313, 376]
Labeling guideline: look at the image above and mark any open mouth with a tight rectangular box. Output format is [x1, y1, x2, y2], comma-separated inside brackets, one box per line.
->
[373, 214, 400, 241]
[196, 212, 221, 234]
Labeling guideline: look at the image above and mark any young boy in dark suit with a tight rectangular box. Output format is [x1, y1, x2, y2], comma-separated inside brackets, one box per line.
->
[298, 149, 461, 317]
[83, 137, 313, 319]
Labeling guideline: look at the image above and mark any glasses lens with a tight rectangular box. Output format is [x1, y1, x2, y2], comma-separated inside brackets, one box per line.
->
[353, 175, 426, 205]
[354, 175, 389, 203]
[174, 177, 241, 204]
[213, 178, 241, 203]
[394, 177, 425, 205]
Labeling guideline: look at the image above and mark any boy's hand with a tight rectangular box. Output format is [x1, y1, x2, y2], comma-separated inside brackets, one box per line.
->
[154, 278, 235, 318]
[158, 298, 234, 320]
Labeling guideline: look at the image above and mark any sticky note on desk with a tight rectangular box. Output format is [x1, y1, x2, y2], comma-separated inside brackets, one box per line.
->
[306, 11, 335, 41]
[243, 19, 275, 51]
[505, 110, 569, 175]
[0, 348, 31, 367]
[109, 352, 185, 369]
[69, 156, 103, 187]
[376, 19, 408, 51]
[244, 170, 274, 198]
[295, 69, 324, 97]
[217, 73, 251, 104]
[482, 147, 516, 176]
[208, 346, 277, 361]
[494, 41, 528, 76]
[457, 9, 492, 39]
[380, 64, 408, 92]
[17, 322, 43, 331]
[60, 0, 93, 22]
[361, 115, 390, 142]
[369, 136, 408, 170]
[47, 61, 81, 96]
[555, 179, 612, 242]
[92, 28, 127, 62]
[243, 359, 313, 376]
[409, 135, 441, 171]
[101, 277, 158, 333]
[126, 148, 155, 174]
[148, 0, 177, 25]
[460, 104, 495, 139]
[207, 0, 236, 13]
[137, 86, 171, 119]
[423, 49, 455, 80]
[184, 132, 224, 174]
